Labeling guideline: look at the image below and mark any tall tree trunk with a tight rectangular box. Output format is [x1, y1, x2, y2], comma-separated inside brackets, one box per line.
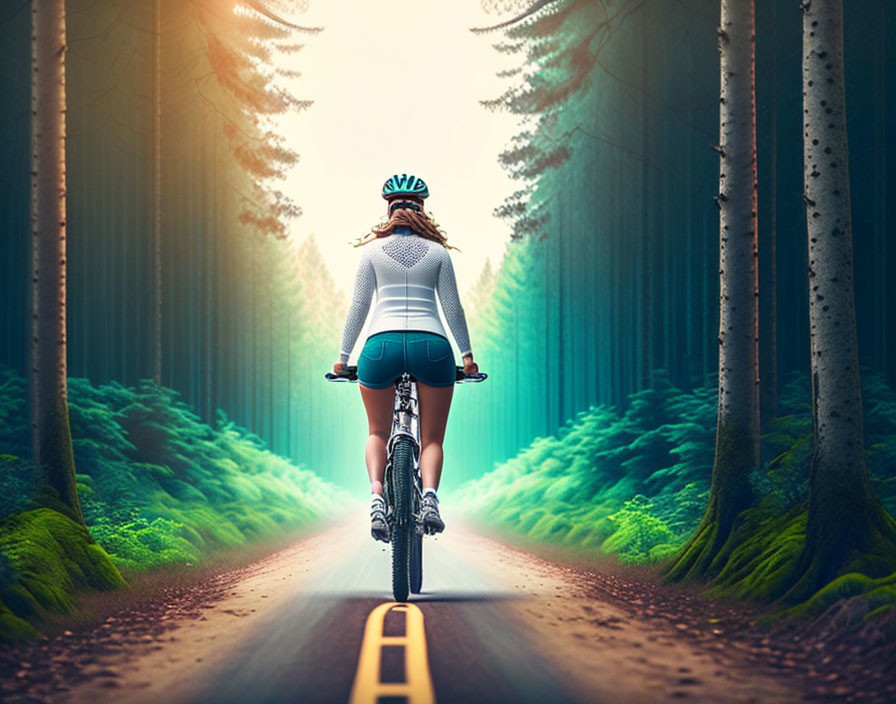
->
[204, 125, 217, 426]
[269, 287, 275, 449]
[286, 303, 292, 457]
[30, 0, 83, 523]
[639, 4, 652, 390]
[759, 0, 778, 429]
[793, 0, 896, 597]
[874, 5, 888, 382]
[666, 0, 758, 581]
[684, 86, 697, 389]
[152, 0, 162, 385]
[251, 245, 258, 431]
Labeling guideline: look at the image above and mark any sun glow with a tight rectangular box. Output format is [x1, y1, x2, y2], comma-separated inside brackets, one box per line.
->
[270, 0, 520, 296]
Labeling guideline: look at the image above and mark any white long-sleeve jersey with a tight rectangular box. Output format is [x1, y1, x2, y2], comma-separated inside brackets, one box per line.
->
[338, 229, 472, 364]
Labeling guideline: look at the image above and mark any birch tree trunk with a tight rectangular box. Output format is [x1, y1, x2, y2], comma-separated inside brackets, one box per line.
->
[760, 0, 779, 429]
[666, 0, 758, 580]
[796, 0, 896, 595]
[31, 0, 83, 523]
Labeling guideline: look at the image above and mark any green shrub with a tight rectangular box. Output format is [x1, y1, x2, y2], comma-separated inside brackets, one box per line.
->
[605, 496, 677, 564]
[87, 515, 200, 571]
[0, 366, 350, 643]
[50, 375, 349, 570]
[0, 455, 33, 520]
[453, 373, 716, 563]
[453, 370, 896, 566]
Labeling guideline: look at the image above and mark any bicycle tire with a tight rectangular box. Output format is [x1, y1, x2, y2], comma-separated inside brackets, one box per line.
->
[390, 436, 414, 602]
[410, 530, 423, 594]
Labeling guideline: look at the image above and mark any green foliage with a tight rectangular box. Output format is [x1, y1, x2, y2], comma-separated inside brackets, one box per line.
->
[696, 501, 896, 619]
[0, 454, 33, 519]
[0, 508, 124, 644]
[704, 503, 807, 602]
[0, 605, 39, 644]
[750, 371, 896, 513]
[605, 496, 678, 564]
[778, 570, 896, 622]
[453, 373, 715, 562]
[87, 515, 200, 572]
[455, 370, 896, 571]
[58, 375, 347, 569]
[862, 374, 896, 512]
[0, 367, 348, 642]
[752, 419, 812, 511]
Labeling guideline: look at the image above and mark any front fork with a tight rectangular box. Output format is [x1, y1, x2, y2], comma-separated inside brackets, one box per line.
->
[385, 374, 423, 533]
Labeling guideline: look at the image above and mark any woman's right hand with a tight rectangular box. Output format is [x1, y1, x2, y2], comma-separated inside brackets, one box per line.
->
[333, 360, 347, 375]
[462, 355, 478, 375]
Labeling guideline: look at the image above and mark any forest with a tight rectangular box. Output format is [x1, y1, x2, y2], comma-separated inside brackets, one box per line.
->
[0, 0, 895, 682]
[450, 0, 896, 613]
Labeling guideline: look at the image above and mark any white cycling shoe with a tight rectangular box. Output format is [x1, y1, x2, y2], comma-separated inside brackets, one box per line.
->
[421, 493, 445, 535]
[370, 494, 390, 543]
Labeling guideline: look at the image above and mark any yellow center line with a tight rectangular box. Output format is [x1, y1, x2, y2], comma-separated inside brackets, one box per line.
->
[349, 602, 436, 704]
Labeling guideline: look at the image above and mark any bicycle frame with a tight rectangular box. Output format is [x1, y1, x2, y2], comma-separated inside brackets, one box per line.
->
[385, 373, 423, 535]
[387, 373, 420, 458]
[325, 364, 486, 599]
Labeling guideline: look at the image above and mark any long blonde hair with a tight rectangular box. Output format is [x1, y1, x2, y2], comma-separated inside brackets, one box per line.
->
[352, 207, 459, 251]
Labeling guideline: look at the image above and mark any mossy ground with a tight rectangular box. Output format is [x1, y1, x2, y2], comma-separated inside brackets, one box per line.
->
[0, 507, 125, 645]
[690, 502, 896, 621]
[661, 416, 756, 582]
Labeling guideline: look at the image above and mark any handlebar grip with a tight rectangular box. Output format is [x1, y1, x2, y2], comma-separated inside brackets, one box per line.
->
[455, 367, 488, 383]
[325, 365, 358, 382]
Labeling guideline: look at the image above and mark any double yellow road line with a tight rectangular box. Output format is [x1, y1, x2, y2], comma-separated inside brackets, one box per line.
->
[349, 602, 436, 704]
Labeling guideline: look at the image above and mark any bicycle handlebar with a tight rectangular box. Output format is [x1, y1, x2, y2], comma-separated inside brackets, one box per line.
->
[324, 366, 487, 384]
[324, 367, 359, 382]
[455, 368, 488, 384]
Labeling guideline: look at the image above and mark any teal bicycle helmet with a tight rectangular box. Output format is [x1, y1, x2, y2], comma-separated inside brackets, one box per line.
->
[382, 173, 429, 200]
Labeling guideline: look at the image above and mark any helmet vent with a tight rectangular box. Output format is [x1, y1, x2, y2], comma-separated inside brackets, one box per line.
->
[383, 238, 428, 268]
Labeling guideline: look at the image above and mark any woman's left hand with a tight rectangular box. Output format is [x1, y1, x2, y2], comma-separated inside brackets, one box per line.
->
[462, 355, 478, 375]
[333, 360, 347, 375]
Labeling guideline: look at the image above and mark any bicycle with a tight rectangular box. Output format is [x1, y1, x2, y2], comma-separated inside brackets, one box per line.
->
[325, 364, 487, 601]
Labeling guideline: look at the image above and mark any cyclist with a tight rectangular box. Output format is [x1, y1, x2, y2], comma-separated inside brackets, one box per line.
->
[333, 174, 478, 542]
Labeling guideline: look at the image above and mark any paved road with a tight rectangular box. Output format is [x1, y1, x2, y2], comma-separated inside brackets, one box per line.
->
[188, 517, 585, 704]
[15, 512, 804, 704]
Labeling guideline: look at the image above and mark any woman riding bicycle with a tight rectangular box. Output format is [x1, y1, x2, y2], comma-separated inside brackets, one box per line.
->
[332, 174, 478, 542]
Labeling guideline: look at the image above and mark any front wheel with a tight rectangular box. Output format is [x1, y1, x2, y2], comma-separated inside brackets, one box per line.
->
[390, 436, 414, 602]
[410, 530, 423, 594]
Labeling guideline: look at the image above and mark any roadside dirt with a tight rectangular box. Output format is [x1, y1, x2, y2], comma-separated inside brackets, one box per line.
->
[455, 525, 896, 704]
[0, 522, 354, 704]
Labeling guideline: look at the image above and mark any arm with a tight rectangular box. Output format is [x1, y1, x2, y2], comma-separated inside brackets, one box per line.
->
[338, 250, 376, 365]
[436, 248, 473, 359]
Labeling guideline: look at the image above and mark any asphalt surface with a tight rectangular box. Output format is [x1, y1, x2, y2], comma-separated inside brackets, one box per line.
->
[187, 520, 585, 704]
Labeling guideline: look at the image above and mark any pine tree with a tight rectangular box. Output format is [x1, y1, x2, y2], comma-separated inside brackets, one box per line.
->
[665, 0, 758, 581]
[791, 0, 896, 597]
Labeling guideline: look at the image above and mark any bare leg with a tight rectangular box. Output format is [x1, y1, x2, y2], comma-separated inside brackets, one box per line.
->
[359, 384, 395, 495]
[417, 382, 454, 490]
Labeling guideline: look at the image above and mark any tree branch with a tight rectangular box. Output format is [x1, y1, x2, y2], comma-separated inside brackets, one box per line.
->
[241, 0, 323, 33]
[470, 0, 559, 34]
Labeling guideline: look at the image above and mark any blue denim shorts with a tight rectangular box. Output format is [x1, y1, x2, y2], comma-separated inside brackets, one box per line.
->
[357, 331, 456, 389]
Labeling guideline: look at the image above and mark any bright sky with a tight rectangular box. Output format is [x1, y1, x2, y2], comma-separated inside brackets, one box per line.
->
[270, 0, 521, 297]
